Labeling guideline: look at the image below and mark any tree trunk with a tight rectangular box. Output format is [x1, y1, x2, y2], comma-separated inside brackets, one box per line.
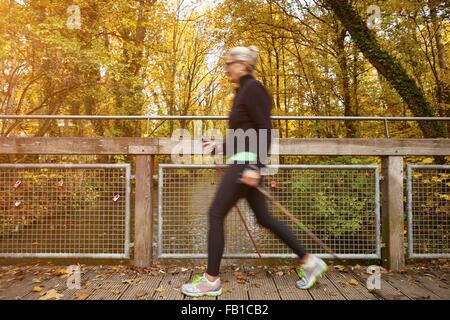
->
[324, 0, 446, 139]
[430, 2, 449, 138]
[336, 28, 357, 137]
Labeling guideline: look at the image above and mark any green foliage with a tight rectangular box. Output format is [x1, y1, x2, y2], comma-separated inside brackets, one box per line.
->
[286, 170, 375, 241]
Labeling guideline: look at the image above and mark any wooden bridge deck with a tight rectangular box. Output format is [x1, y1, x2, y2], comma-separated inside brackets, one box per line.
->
[0, 263, 448, 300]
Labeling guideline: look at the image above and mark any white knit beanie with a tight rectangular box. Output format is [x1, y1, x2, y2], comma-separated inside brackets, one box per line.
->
[227, 45, 259, 71]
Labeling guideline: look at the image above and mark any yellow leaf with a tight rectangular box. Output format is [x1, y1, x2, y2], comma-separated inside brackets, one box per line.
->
[135, 291, 147, 298]
[154, 287, 165, 293]
[33, 286, 43, 292]
[334, 265, 346, 272]
[349, 278, 359, 286]
[111, 267, 120, 273]
[54, 268, 69, 277]
[111, 289, 121, 295]
[122, 279, 138, 285]
[73, 291, 90, 300]
[39, 289, 63, 300]
[32, 278, 41, 283]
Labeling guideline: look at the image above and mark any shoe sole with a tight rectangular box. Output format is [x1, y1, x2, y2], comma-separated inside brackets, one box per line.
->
[181, 288, 223, 297]
[296, 263, 328, 290]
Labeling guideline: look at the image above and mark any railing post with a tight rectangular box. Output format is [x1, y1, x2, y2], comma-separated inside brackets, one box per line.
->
[381, 156, 405, 271]
[134, 155, 154, 267]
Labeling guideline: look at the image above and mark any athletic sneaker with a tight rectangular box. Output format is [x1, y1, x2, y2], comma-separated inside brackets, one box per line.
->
[296, 255, 328, 289]
[181, 273, 222, 297]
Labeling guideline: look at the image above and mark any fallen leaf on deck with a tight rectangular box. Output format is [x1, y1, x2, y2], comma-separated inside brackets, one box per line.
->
[54, 268, 69, 278]
[110, 267, 120, 273]
[111, 289, 121, 295]
[180, 268, 189, 272]
[135, 291, 147, 298]
[195, 265, 206, 271]
[73, 291, 90, 300]
[39, 289, 63, 300]
[334, 265, 347, 272]
[167, 267, 178, 275]
[234, 272, 247, 283]
[32, 286, 43, 292]
[122, 279, 138, 285]
[32, 278, 41, 283]
[276, 271, 284, 276]
[155, 287, 165, 293]
[349, 278, 359, 286]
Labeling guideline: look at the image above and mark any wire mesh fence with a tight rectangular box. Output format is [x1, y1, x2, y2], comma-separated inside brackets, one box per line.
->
[158, 164, 381, 259]
[407, 165, 450, 258]
[0, 164, 131, 258]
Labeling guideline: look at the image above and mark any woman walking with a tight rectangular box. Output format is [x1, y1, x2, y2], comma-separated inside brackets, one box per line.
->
[181, 46, 327, 297]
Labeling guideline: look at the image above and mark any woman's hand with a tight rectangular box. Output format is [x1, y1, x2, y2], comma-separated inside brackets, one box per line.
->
[240, 168, 261, 187]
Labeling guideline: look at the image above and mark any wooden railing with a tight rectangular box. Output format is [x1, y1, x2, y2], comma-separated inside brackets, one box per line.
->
[1, 137, 449, 271]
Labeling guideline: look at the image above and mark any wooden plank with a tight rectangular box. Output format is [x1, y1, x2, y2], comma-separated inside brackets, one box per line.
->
[0, 266, 43, 300]
[69, 269, 116, 300]
[218, 271, 248, 300]
[307, 273, 346, 300]
[1, 137, 449, 156]
[87, 273, 137, 300]
[325, 271, 378, 300]
[384, 273, 442, 300]
[413, 275, 450, 299]
[153, 271, 191, 300]
[247, 270, 281, 300]
[120, 273, 164, 300]
[22, 268, 68, 300]
[24, 268, 94, 300]
[134, 155, 154, 268]
[381, 156, 405, 271]
[279, 138, 450, 155]
[60, 270, 96, 300]
[0, 265, 36, 291]
[271, 272, 313, 300]
[0, 137, 159, 155]
[356, 271, 410, 300]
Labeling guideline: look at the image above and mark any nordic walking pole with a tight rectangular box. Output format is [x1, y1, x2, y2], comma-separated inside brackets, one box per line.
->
[234, 205, 262, 260]
[256, 186, 338, 259]
[256, 185, 385, 299]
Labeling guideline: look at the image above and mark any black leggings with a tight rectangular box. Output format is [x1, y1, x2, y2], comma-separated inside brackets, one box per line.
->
[207, 164, 308, 276]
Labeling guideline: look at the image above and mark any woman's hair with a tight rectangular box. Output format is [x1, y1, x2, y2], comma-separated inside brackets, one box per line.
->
[227, 45, 259, 72]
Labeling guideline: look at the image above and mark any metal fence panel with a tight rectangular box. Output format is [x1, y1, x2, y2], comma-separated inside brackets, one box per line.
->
[158, 164, 381, 259]
[407, 165, 449, 258]
[0, 164, 131, 259]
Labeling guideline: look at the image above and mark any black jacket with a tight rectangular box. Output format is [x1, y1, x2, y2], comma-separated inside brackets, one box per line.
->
[222, 74, 272, 168]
